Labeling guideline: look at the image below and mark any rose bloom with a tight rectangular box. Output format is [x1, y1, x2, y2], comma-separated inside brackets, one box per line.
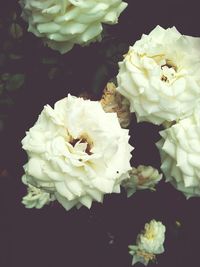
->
[157, 109, 200, 198]
[20, 0, 127, 53]
[122, 165, 162, 197]
[129, 220, 166, 266]
[22, 95, 133, 210]
[137, 220, 166, 255]
[117, 25, 200, 125]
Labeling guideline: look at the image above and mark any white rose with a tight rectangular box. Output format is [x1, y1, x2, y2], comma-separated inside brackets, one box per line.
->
[117, 25, 200, 125]
[20, 0, 127, 53]
[138, 220, 166, 254]
[129, 220, 166, 266]
[122, 165, 162, 197]
[22, 94, 133, 211]
[157, 109, 200, 198]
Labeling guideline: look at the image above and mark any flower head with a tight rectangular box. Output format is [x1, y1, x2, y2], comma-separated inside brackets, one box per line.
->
[129, 220, 166, 266]
[22, 175, 55, 209]
[22, 94, 133, 210]
[138, 220, 166, 254]
[20, 0, 127, 53]
[123, 165, 162, 197]
[157, 109, 200, 198]
[117, 26, 200, 125]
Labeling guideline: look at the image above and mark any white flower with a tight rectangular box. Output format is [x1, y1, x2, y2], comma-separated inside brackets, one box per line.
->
[22, 175, 55, 209]
[20, 0, 127, 53]
[129, 220, 166, 266]
[157, 109, 200, 198]
[138, 220, 166, 254]
[122, 165, 162, 197]
[22, 94, 133, 211]
[100, 82, 131, 128]
[117, 25, 200, 125]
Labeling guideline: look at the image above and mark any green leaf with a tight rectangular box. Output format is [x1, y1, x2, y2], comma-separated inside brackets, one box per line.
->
[41, 57, 58, 65]
[9, 23, 23, 39]
[0, 97, 14, 106]
[0, 82, 4, 94]
[1, 73, 10, 81]
[5, 74, 25, 91]
[9, 53, 23, 60]
[91, 65, 109, 94]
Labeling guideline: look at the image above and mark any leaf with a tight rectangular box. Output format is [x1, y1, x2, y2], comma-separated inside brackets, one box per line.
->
[0, 83, 4, 94]
[48, 67, 59, 80]
[0, 53, 6, 67]
[1, 73, 10, 81]
[41, 57, 58, 65]
[5, 74, 25, 91]
[91, 65, 109, 94]
[0, 97, 14, 107]
[9, 23, 23, 39]
[11, 12, 17, 21]
[9, 53, 23, 60]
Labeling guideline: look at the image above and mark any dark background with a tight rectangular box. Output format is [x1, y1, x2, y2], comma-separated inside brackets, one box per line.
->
[1, 1, 200, 267]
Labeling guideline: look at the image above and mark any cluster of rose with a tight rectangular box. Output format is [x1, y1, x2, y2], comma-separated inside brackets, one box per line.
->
[19, 0, 200, 266]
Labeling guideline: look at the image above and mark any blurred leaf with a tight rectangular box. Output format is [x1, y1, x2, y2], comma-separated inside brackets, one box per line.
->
[0, 82, 4, 94]
[0, 53, 6, 67]
[0, 97, 14, 107]
[11, 12, 17, 21]
[48, 67, 59, 80]
[0, 98, 13, 123]
[9, 53, 23, 60]
[91, 65, 109, 94]
[117, 42, 128, 53]
[1, 73, 10, 81]
[41, 57, 58, 65]
[9, 23, 23, 39]
[5, 74, 25, 91]
[3, 40, 13, 51]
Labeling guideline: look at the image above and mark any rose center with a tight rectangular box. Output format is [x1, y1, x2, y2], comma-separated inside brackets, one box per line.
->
[70, 135, 93, 155]
[161, 60, 177, 83]
[137, 174, 148, 185]
[144, 227, 155, 240]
